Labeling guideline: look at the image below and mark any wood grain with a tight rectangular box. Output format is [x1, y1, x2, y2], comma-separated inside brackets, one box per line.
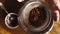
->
[48, 17, 60, 34]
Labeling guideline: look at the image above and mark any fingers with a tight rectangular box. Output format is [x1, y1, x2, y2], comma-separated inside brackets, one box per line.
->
[53, 0, 60, 10]
[53, 0, 60, 23]
[54, 10, 59, 23]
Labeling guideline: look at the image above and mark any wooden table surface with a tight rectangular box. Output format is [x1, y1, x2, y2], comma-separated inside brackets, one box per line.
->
[48, 17, 60, 34]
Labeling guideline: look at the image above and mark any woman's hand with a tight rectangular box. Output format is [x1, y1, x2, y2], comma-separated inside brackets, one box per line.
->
[45, 0, 60, 23]
[53, 0, 60, 22]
